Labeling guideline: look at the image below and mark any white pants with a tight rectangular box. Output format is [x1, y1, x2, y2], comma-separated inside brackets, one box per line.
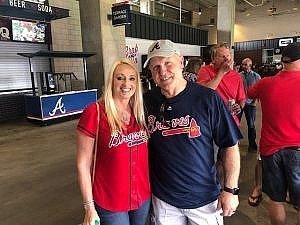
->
[151, 195, 223, 225]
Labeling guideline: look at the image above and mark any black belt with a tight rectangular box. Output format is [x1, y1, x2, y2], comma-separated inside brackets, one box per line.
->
[286, 146, 300, 150]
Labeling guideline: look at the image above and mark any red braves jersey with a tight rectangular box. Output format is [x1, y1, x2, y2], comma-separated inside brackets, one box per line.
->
[248, 70, 300, 156]
[77, 101, 151, 211]
[197, 65, 246, 126]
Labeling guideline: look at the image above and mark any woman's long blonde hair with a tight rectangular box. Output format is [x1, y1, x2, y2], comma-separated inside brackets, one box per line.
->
[103, 59, 146, 133]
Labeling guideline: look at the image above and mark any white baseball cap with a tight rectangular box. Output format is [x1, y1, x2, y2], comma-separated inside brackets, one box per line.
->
[143, 39, 181, 68]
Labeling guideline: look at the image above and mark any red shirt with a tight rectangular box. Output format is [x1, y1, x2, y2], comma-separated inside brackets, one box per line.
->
[77, 101, 151, 211]
[248, 70, 300, 156]
[197, 65, 246, 126]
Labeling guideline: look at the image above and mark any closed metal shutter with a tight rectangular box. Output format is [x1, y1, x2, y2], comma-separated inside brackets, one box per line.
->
[0, 42, 50, 91]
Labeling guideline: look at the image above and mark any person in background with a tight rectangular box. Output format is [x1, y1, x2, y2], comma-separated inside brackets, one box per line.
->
[197, 42, 246, 126]
[240, 57, 261, 152]
[182, 57, 203, 82]
[76, 59, 151, 225]
[240, 58, 263, 207]
[248, 42, 300, 225]
[144, 39, 242, 225]
[233, 62, 241, 72]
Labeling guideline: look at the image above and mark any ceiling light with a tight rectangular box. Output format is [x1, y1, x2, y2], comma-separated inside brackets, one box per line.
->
[198, 8, 202, 15]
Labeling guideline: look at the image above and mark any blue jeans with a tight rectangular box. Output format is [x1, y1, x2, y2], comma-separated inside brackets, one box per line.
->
[243, 105, 257, 149]
[95, 199, 150, 225]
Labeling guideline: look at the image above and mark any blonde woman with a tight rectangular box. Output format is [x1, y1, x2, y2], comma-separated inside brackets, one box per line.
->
[77, 59, 150, 225]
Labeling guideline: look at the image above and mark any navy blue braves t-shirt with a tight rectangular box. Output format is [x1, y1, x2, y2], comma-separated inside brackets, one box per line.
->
[144, 82, 242, 208]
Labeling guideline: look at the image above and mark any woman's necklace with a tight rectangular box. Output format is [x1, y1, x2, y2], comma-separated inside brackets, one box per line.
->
[121, 111, 130, 125]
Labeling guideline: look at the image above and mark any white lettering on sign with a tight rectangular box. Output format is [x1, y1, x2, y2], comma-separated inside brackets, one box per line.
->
[113, 9, 127, 15]
[8, 0, 52, 14]
[49, 97, 66, 116]
[114, 15, 126, 20]
[0, 27, 10, 39]
[9, 0, 26, 8]
[38, 4, 52, 13]
[279, 38, 293, 47]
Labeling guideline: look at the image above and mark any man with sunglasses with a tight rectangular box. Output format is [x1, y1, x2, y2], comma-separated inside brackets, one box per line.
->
[144, 39, 242, 225]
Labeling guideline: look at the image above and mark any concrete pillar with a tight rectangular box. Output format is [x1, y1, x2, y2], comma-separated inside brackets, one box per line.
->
[79, 0, 126, 96]
[217, 0, 235, 47]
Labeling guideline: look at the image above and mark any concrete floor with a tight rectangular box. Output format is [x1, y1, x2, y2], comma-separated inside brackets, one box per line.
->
[0, 104, 297, 225]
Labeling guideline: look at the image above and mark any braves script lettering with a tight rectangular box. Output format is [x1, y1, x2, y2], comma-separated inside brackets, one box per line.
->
[49, 97, 66, 116]
[109, 130, 148, 148]
[148, 115, 201, 138]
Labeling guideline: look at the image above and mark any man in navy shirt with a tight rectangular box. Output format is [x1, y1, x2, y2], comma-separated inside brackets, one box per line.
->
[144, 39, 242, 225]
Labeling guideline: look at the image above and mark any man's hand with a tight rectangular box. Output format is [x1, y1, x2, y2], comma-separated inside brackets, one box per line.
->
[217, 191, 239, 217]
[217, 58, 233, 76]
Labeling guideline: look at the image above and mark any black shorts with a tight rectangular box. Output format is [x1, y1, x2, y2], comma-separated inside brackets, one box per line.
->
[261, 147, 300, 208]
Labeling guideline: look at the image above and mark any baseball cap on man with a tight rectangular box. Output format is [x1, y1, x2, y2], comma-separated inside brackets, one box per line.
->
[143, 39, 180, 68]
[281, 42, 300, 63]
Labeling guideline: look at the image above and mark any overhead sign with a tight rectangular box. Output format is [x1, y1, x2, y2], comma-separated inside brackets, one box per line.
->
[0, 0, 69, 21]
[4, 0, 53, 13]
[112, 1, 131, 26]
[279, 38, 293, 47]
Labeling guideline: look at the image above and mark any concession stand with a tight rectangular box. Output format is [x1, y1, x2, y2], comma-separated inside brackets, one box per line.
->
[0, 0, 98, 122]
[18, 51, 97, 122]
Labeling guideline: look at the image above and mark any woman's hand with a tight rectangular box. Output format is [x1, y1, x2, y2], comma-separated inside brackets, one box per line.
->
[83, 206, 100, 225]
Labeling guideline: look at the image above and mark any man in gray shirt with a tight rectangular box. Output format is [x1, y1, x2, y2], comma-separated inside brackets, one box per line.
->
[240, 58, 261, 152]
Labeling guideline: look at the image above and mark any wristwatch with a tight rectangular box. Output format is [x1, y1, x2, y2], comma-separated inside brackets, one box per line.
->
[223, 186, 240, 195]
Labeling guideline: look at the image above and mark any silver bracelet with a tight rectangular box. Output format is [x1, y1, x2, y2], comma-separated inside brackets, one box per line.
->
[83, 199, 94, 209]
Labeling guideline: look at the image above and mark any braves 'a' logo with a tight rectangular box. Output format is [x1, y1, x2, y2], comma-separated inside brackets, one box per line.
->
[150, 42, 160, 53]
[49, 97, 66, 116]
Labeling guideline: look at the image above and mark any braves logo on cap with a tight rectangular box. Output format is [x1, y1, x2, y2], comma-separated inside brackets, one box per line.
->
[150, 42, 160, 53]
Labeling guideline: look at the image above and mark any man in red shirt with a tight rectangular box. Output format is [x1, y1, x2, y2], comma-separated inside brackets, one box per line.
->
[248, 42, 300, 225]
[197, 43, 246, 126]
